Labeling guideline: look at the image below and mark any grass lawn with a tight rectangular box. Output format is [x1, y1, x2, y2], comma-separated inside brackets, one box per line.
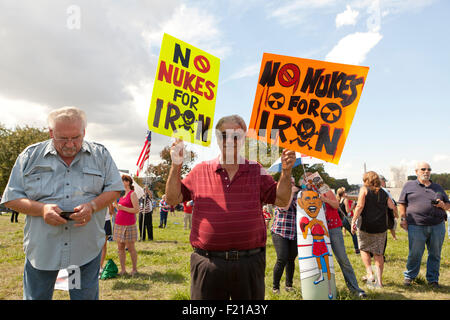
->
[0, 211, 449, 300]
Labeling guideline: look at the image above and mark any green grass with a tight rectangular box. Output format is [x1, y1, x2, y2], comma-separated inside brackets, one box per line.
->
[0, 211, 449, 300]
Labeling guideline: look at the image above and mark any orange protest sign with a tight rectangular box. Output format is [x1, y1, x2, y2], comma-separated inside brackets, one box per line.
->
[248, 53, 369, 164]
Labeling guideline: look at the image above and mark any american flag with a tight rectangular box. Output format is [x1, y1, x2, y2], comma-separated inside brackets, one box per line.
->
[136, 131, 151, 177]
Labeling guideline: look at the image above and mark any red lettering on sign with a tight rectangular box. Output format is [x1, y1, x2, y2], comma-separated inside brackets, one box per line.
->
[193, 55, 211, 73]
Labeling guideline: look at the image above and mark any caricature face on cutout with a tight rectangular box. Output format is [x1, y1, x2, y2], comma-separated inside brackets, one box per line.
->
[298, 190, 323, 218]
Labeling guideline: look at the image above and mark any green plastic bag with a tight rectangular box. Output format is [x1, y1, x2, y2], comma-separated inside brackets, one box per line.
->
[100, 259, 118, 280]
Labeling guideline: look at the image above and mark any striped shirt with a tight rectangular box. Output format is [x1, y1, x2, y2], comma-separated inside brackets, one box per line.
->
[271, 193, 298, 240]
[159, 199, 169, 213]
[139, 194, 153, 214]
[181, 157, 278, 251]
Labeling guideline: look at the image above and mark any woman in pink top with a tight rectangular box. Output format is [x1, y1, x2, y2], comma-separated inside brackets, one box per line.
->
[113, 174, 140, 276]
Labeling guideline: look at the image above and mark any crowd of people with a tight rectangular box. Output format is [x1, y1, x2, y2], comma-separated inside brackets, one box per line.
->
[0, 106, 448, 300]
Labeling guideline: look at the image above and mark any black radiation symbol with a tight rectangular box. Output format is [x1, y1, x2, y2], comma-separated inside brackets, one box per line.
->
[267, 92, 285, 110]
[298, 118, 316, 140]
[320, 103, 342, 124]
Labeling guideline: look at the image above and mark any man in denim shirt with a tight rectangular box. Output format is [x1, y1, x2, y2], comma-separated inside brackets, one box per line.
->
[1, 107, 124, 299]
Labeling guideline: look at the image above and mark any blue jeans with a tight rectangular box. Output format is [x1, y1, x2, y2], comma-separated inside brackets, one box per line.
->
[342, 216, 359, 251]
[23, 251, 101, 300]
[447, 213, 450, 239]
[329, 227, 365, 294]
[404, 222, 445, 283]
[160, 211, 168, 227]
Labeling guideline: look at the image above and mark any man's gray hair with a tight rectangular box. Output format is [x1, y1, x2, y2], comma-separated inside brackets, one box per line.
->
[47, 106, 87, 130]
[415, 161, 430, 170]
[215, 114, 247, 132]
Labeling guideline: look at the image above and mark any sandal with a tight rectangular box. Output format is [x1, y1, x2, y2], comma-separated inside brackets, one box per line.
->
[362, 275, 375, 283]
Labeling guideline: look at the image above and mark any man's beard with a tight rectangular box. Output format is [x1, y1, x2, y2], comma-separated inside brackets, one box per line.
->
[60, 146, 78, 158]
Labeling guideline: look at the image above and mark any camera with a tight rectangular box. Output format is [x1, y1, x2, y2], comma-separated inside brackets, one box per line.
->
[430, 200, 439, 205]
[60, 211, 74, 220]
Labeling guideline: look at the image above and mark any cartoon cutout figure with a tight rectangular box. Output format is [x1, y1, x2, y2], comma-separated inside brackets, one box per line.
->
[298, 189, 333, 299]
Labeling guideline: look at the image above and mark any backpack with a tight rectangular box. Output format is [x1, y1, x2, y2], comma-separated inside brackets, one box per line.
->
[100, 259, 118, 280]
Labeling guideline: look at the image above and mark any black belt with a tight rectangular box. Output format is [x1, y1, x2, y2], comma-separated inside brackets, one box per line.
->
[193, 247, 264, 261]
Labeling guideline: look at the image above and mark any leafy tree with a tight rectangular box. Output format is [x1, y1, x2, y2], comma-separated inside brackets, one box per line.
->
[145, 145, 196, 198]
[0, 124, 49, 194]
[242, 137, 358, 191]
[408, 173, 450, 190]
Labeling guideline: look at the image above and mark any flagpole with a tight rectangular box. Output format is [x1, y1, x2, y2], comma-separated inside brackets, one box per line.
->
[136, 131, 152, 240]
[141, 152, 150, 240]
[140, 144, 150, 241]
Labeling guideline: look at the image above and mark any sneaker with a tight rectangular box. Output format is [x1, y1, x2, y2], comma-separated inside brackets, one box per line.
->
[429, 282, 440, 289]
[285, 286, 294, 292]
[403, 278, 413, 286]
[272, 288, 280, 294]
[358, 291, 367, 298]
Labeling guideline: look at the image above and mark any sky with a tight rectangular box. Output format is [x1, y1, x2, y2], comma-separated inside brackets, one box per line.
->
[0, 0, 449, 185]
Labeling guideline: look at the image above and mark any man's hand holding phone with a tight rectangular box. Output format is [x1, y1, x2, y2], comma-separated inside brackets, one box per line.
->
[42, 204, 68, 226]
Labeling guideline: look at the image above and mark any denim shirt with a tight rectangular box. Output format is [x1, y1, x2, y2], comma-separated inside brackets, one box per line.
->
[1, 139, 124, 270]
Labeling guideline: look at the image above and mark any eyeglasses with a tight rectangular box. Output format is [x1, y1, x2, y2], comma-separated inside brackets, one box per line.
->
[420, 168, 432, 172]
[53, 136, 83, 144]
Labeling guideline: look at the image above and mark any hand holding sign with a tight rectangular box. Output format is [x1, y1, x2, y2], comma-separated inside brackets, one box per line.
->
[281, 149, 296, 171]
[170, 138, 184, 166]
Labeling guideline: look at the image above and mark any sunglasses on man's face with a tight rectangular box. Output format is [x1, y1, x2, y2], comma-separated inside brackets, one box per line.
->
[420, 168, 432, 172]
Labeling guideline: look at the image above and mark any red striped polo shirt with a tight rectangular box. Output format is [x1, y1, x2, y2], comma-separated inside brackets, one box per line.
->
[181, 157, 278, 251]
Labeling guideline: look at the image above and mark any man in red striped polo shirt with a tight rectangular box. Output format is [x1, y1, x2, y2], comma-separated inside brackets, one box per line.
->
[166, 114, 296, 300]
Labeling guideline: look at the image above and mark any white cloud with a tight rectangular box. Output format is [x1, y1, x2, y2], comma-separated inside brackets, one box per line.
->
[0, 1, 228, 174]
[0, 96, 50, 129]
[325, 31, 382, 65]
[336, 5, 359, 28]
[267, 0, 338, 27]
[324, 160, 363, 185]
[144, 4, 231, 59]
[433, 154, 450, 163]
[222, 63, 261, 84]
[431, 154, 450, 174]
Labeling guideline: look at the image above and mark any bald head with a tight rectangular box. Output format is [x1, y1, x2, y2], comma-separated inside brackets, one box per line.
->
[415, 161, 430, 171]
[415, 161, 432, 183]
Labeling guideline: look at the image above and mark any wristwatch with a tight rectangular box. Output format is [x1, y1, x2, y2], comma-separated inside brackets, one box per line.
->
[90, 200, 97, 212]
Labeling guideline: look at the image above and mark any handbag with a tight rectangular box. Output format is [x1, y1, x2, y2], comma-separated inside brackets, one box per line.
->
[100, 259, 118, 280]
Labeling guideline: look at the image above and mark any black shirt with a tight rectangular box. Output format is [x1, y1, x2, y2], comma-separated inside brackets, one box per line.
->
[360, 188, 389, 233]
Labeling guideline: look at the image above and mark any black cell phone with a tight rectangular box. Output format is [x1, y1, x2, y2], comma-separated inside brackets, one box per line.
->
[60, 211, 74, 220]
[431, 200, 439, 205]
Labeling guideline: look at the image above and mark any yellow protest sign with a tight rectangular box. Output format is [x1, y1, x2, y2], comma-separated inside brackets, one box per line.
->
[147, 33, 220, 146]
[248, 53, 369, 164]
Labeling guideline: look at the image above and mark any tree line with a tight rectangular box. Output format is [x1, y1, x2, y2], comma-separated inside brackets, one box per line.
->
[408, 174, 450, 190]
[0, 124, 49, 195]
[7, 125, 443, 199]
